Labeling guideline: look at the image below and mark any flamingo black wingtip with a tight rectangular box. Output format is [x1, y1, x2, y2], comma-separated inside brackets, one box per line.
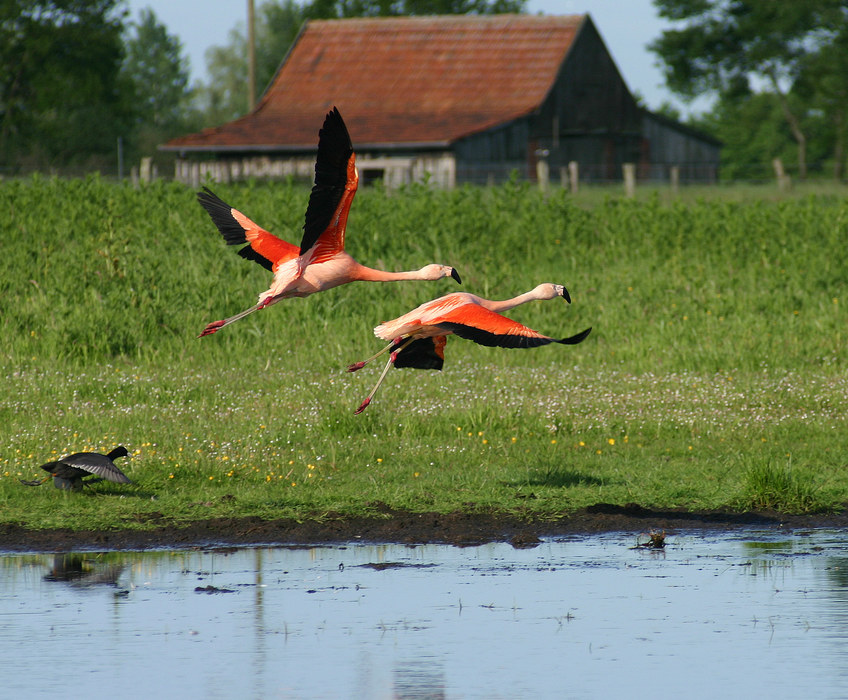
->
[559, 327, 592, 345]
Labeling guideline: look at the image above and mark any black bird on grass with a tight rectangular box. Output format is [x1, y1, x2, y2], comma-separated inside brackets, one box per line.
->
[20, 446, 132, 490]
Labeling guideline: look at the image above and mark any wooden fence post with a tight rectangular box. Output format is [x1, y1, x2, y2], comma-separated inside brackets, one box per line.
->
[568, 161, 579, 194]
[535, 149, 550, 194]
[623, 162, 636, 197]
[670, 165, 680, 194]
[140, 156, 152, 184]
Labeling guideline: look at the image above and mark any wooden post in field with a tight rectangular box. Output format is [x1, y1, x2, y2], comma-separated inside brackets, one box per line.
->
[623, 162, 636, 197]
[670, 165, 680, 194]
[535, 148, 550, 194]
[773, 158, 791, 192]
[568, 160, 579, 194]
[140, 157, 153, 184]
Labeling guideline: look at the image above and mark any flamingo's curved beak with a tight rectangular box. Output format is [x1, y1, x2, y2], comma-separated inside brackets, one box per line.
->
[450, 268, 462, 284]
[560, 285, 572, 304]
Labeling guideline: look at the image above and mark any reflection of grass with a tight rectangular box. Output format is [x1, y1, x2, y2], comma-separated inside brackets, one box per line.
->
[740, 460, 821, 514]
[1, 178, 847, 530]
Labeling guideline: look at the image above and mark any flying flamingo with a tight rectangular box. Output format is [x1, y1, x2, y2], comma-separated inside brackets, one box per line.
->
[348, 283, 592, 414]
[195, 107, 461, 337]
[20, 446, 132, 490]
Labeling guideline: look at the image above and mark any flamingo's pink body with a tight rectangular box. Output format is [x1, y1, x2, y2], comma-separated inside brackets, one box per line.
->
[349, 283, 592, 413]
[196, 107, 460, 337]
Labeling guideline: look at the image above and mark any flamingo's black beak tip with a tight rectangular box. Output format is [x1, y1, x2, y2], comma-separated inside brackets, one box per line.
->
[561, 286, 572, 304]
[451, 268, 462, 285]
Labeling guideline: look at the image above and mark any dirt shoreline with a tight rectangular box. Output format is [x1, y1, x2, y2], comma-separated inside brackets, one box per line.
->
[3, 503, 848, 552]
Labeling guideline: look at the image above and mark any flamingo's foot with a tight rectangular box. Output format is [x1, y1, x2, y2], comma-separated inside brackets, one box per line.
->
[354, 397, 371, 415]
[198, 320, 225, 338]
[347, 361, 366, 372]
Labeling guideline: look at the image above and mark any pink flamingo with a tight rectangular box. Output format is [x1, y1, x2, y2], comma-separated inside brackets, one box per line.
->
[348, 283, 592, 413]
[196, 107, 461, 337]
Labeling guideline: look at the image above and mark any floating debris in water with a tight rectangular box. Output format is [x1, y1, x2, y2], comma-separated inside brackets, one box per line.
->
[634, 530, 667, 549]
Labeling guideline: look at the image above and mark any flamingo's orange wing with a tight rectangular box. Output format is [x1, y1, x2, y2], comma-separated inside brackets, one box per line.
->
[197, 187, 298, 272]
[434, 304, 564, 349]
[300, 107, 358, 262]
[393, 336, 447, 370]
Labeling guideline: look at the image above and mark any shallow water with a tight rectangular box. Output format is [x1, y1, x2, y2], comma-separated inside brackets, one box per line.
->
[3, 530, 848, 699]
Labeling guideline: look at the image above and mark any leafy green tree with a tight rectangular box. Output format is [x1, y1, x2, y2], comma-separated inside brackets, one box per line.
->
[121, 8, 198, 164]
[0, 0, 132, 172]
[794, 26, 848, 178]
[650, 0, 848, 179]
[123, 8, 191, 132]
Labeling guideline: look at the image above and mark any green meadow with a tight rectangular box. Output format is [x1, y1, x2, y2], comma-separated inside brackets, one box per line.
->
[1, 174, 846, 531]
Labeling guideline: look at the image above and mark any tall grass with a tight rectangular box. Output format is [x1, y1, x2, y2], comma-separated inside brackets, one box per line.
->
[1, 175, 846, 529]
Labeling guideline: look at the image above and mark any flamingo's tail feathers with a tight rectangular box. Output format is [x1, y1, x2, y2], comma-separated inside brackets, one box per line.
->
[557, 327, 592, 345]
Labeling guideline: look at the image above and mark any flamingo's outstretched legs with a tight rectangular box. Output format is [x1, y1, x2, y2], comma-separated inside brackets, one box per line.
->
[353, 338, 415, 414]
[198, 294, 282, 337]
[346, 337, 406, 372]
[199, 305, 262, 337]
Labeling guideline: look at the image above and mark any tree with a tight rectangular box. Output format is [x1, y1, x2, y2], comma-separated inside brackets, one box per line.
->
[123, 8, 191, 132]
[121, 8, 196, 162]
[794, 26, 848, 178]
[0, 0, 132, 172]
[649, 0, 848, 179]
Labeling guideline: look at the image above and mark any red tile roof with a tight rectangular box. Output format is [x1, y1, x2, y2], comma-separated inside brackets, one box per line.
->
[163, 14, 585, 151]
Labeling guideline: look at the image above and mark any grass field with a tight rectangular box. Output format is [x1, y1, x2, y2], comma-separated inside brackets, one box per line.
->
[1, 175, 846, 531]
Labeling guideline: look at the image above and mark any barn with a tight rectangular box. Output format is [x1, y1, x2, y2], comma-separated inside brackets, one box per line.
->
[161, 14, 720, 187]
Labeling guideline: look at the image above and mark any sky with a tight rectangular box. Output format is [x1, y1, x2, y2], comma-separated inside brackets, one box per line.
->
[123, 0, 711, 116]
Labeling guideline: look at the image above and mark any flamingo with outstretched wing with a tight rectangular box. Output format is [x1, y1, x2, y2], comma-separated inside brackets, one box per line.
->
[348, 283, 592, 413]
[196, 107, 461, 337]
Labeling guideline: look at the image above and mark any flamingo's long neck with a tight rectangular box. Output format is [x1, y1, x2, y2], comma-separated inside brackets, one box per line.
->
[483, 289, 546, 314]
[354, 265, 431, 282]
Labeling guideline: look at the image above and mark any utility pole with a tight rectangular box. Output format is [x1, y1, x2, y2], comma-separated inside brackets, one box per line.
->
[247, 0, 256, 111]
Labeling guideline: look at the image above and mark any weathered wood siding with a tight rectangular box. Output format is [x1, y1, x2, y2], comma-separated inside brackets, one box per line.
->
[534, 15, 642, 178]
[640, 112, 721, 183]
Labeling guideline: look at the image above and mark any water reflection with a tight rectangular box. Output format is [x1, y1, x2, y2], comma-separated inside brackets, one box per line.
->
[42, 553, 125, 587]
[393, 658, 445, 699]
[2, 530, 848, 698]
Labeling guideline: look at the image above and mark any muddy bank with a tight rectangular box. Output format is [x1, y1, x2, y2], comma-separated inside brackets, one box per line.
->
[3, 503, 848, 552]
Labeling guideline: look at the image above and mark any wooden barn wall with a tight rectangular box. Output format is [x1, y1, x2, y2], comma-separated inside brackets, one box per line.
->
[640, 114, 721, 183]
[452, 120, 532, 183]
